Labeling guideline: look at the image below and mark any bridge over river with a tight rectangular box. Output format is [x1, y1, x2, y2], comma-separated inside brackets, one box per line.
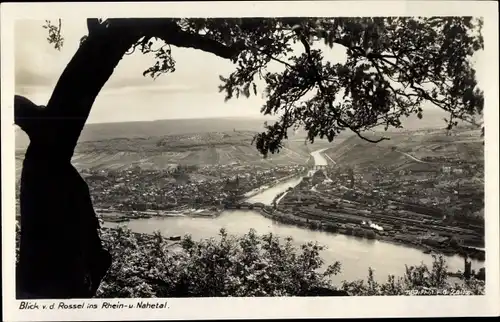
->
[105, 148, 484, 284]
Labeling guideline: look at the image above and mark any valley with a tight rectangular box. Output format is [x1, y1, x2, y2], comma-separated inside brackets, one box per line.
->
[14, 119, 485, 281]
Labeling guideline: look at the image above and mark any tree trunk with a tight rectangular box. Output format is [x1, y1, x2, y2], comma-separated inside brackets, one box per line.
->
[16, 24, 142, 299]
[15, 18, 244, 299]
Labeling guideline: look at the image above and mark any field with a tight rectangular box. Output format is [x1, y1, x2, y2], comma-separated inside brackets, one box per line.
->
[15, 119, 340, 173]
[16, 110, 451, 150]
[67, 143, 312, 171]
[15, 117, 278, 150]
[324, 127, 484, 171]
[16, 114, 475, 174]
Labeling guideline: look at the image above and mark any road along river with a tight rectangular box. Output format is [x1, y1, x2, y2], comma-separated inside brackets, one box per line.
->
[104, 149, 484, 283]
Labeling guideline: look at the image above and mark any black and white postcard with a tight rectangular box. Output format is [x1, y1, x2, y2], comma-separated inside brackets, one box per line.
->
[1, 1, 499, 321]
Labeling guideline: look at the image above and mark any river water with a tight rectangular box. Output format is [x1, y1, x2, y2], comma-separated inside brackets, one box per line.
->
[104, 149, 484, 283]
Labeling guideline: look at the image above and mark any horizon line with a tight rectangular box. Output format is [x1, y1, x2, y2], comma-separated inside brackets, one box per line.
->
[85, 115, 278, 125]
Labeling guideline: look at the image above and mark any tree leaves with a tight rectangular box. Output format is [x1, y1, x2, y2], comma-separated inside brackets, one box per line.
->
[212, 17, 484, 155]
[43, 19, 64, 51]
[43, 17, 485, 156]
[142, 45, 176, 79]
[87, 227, 485, 297]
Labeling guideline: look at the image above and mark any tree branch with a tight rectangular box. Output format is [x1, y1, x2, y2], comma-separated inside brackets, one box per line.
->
[32, 18, 254, 157]
[133, 19, 245, 59]
[41, 25, 143, 158]
[255, 47, 295, 70]
[124, 42, 141, 56]
[343, 127, 390, 143]
[87, 18, 101, 35]
[14, 95, 47, 141]
[370, 54, 473, 126]
[332, 35, 481, 132]
[294, 30, 389, 144]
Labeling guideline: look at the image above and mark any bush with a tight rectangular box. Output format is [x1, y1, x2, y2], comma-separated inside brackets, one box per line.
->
[97, 227, 342, 297]
[15, 225, 485, 297]
[341, 254, 485, 296]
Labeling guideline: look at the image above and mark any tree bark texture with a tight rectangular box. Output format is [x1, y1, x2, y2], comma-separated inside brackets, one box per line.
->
[16, 24, 142, 299]
[15, 19, 243, 299]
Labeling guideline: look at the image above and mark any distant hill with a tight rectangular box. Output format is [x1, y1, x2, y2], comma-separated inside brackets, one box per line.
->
[325, 127, 483, 171]
[14, 112, 482, 176]
[391, 108, 463, 131]
[15, 128, 337, 173]
[15, 108, 463, 150]
[15, 108, 481, 172]
[15, 117, 278, 150]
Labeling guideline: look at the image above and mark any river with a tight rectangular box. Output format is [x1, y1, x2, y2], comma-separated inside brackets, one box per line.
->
[104, 148, 484, 283]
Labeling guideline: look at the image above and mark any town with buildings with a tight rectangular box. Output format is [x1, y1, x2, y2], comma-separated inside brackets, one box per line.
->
[83, 163, 307, 220]
[79, 146, 485, 262]
[265, 164, 485, 260]
[14, 127, 485, 282]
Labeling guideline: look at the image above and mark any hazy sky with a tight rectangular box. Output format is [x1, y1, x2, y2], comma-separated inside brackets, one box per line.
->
[15, 19, 486, 124]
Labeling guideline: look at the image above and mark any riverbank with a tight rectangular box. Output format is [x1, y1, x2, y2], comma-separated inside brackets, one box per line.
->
[262, 148, 485, 262]
[98, 207, 223, 222]
[98, 176, 302, 223]
[254, 206, 485, 262]
[243, 172, 306, 199]
[100, 217, 484, 285]
[101, 145, 484, 273]
[99, 174, 485, 263]
[95, 224, 485, 297]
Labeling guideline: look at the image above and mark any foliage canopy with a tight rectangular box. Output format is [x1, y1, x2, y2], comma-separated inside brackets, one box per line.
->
[43, 17, 484, 156]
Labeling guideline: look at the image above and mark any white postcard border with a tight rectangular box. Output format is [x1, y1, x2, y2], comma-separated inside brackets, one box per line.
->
[1, 1, 499, 321]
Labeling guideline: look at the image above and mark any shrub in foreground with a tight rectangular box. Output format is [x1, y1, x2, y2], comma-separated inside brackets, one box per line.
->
[14, 224, 484, 297]
[95, 227, 484, 297]
[97, 227, 342, 297]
